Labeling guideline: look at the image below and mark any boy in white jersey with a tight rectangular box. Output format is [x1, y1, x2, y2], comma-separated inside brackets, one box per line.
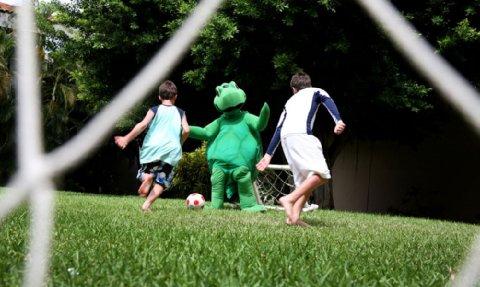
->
[114, 80, 190, 212]
[256, 72, 346, 226]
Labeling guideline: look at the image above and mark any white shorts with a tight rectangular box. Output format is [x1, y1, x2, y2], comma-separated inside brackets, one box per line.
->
[281, 134, 331, 187]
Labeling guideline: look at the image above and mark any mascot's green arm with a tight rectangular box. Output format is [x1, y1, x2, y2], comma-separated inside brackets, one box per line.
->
[189, 119, 220, 141]
[257, 102, 270, 131]
[246, 102, 270, 131]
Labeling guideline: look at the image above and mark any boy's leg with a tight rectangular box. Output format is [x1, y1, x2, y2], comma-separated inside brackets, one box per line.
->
[285, 193, 308, 224]
[138, 173, 154, 197]
[288, 191, 314, 226]
[141, 183, 164, 211]
[279, 174, 325, 223]
[136, 164, 154, 197]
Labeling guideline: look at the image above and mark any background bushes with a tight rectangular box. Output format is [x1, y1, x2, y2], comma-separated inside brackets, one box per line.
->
[168, 144, 211, 200]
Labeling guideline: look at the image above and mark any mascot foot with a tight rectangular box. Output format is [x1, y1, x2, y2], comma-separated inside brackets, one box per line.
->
[242, 204, 266, 212]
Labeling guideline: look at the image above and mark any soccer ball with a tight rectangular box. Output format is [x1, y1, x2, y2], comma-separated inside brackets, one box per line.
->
[185, 193, 205, 209]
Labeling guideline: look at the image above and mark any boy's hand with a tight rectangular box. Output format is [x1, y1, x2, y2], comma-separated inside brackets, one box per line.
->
[334, 120, 346, 135]
[114, 136, 128, 150]
[256, 154, 272, 171]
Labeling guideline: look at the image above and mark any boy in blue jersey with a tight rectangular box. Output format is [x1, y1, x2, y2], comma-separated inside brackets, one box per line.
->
[256, 72, 346, 226]
[115, 80, 190, 212]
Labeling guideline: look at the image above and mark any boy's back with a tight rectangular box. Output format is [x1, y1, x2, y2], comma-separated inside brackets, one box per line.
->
[140, 105, 184, 166]
[281, 87, 339, 136]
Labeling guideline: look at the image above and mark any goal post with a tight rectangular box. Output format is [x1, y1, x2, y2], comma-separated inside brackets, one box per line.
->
[254, 164, 319, 211]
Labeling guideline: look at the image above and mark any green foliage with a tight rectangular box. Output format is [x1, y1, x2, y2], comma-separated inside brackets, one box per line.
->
[438, 18, 480, 50]
[169, 144, 211, 199]
[4, 0, 480, 191]
[0, 29, 14, 123]
[0, 30, 15, 182]
[37, 0, 480, 135]
[43, 0, 184, 114]
[0, 30, 14, 102]
[0, 192, 478, 286]
[115, 102, 152, 130]
[272, 52, 299, 83]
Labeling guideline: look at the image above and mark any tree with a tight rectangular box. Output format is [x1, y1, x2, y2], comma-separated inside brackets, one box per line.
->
[0, 29, 15, 183]
[0, 6, 84, 183]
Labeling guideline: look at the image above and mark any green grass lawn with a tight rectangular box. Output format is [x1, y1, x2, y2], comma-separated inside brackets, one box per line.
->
[0, 192, 478, 286]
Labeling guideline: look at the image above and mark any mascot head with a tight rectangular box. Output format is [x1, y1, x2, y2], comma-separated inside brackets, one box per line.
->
[214, 81, 246, 112]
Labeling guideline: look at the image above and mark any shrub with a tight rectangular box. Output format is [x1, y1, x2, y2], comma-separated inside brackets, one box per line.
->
[168, 144, 211, 199]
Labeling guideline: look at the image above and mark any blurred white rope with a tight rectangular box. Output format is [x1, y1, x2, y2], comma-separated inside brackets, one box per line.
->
[13, 2, 57, 287]
[453, 234, 480, 287]
[24, 182, 55, 287]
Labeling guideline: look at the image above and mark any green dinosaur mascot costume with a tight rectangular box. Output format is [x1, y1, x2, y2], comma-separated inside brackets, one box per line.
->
[190, 81, 269, 212]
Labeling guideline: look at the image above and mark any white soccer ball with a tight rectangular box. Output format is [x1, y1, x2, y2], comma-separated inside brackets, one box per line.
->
[185, 193, 205, 209]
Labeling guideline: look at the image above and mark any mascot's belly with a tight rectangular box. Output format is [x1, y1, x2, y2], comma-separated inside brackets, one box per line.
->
[207, 121, 259, 167]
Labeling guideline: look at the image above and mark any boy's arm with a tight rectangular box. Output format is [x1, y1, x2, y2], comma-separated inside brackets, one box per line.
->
[181, 114, 190, 144]
[314, 91, 346, 135]
[114, 110, 155, 149]
[334, 120, 346, 135]
[189, 120, 220, 142]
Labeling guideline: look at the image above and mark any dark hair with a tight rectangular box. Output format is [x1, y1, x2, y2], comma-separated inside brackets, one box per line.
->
[290, 72, 312, 90]
[159, 80, 177, 100]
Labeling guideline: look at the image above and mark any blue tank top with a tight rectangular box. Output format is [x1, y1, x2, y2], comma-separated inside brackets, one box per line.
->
[139, 105, 184, 166]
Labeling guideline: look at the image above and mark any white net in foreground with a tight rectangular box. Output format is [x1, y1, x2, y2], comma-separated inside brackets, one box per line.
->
[0, 0, 479, 286]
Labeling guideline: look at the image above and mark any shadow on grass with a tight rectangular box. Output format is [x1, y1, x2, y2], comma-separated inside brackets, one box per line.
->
[303, 218, 342, 228]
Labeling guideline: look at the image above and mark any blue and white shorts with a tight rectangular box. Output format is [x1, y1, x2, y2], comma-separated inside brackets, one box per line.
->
[136, 161, 175, 189]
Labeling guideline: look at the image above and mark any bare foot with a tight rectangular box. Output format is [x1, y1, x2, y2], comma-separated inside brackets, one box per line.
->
[279, 196, 294, 223]
[141, 206, 151, 213]
[138, 174, 154, 197]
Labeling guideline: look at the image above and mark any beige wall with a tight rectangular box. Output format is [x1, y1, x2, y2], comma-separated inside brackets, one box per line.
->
[332, 121, 480, 221]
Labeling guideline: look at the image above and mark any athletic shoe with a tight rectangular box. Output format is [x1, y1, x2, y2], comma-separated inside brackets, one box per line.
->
[302, 202, 319, 212]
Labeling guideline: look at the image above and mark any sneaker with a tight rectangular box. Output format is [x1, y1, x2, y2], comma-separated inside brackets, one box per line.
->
[302, 202, 319, 212]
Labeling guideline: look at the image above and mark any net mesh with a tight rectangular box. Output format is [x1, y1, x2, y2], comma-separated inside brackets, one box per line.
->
[254, 165, 294, 206]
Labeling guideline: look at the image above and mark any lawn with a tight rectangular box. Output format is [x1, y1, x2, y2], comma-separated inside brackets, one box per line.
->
[0, 192, 478, 286]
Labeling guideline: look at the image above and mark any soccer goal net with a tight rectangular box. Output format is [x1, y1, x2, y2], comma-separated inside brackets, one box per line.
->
[254, 164, 319, 211]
